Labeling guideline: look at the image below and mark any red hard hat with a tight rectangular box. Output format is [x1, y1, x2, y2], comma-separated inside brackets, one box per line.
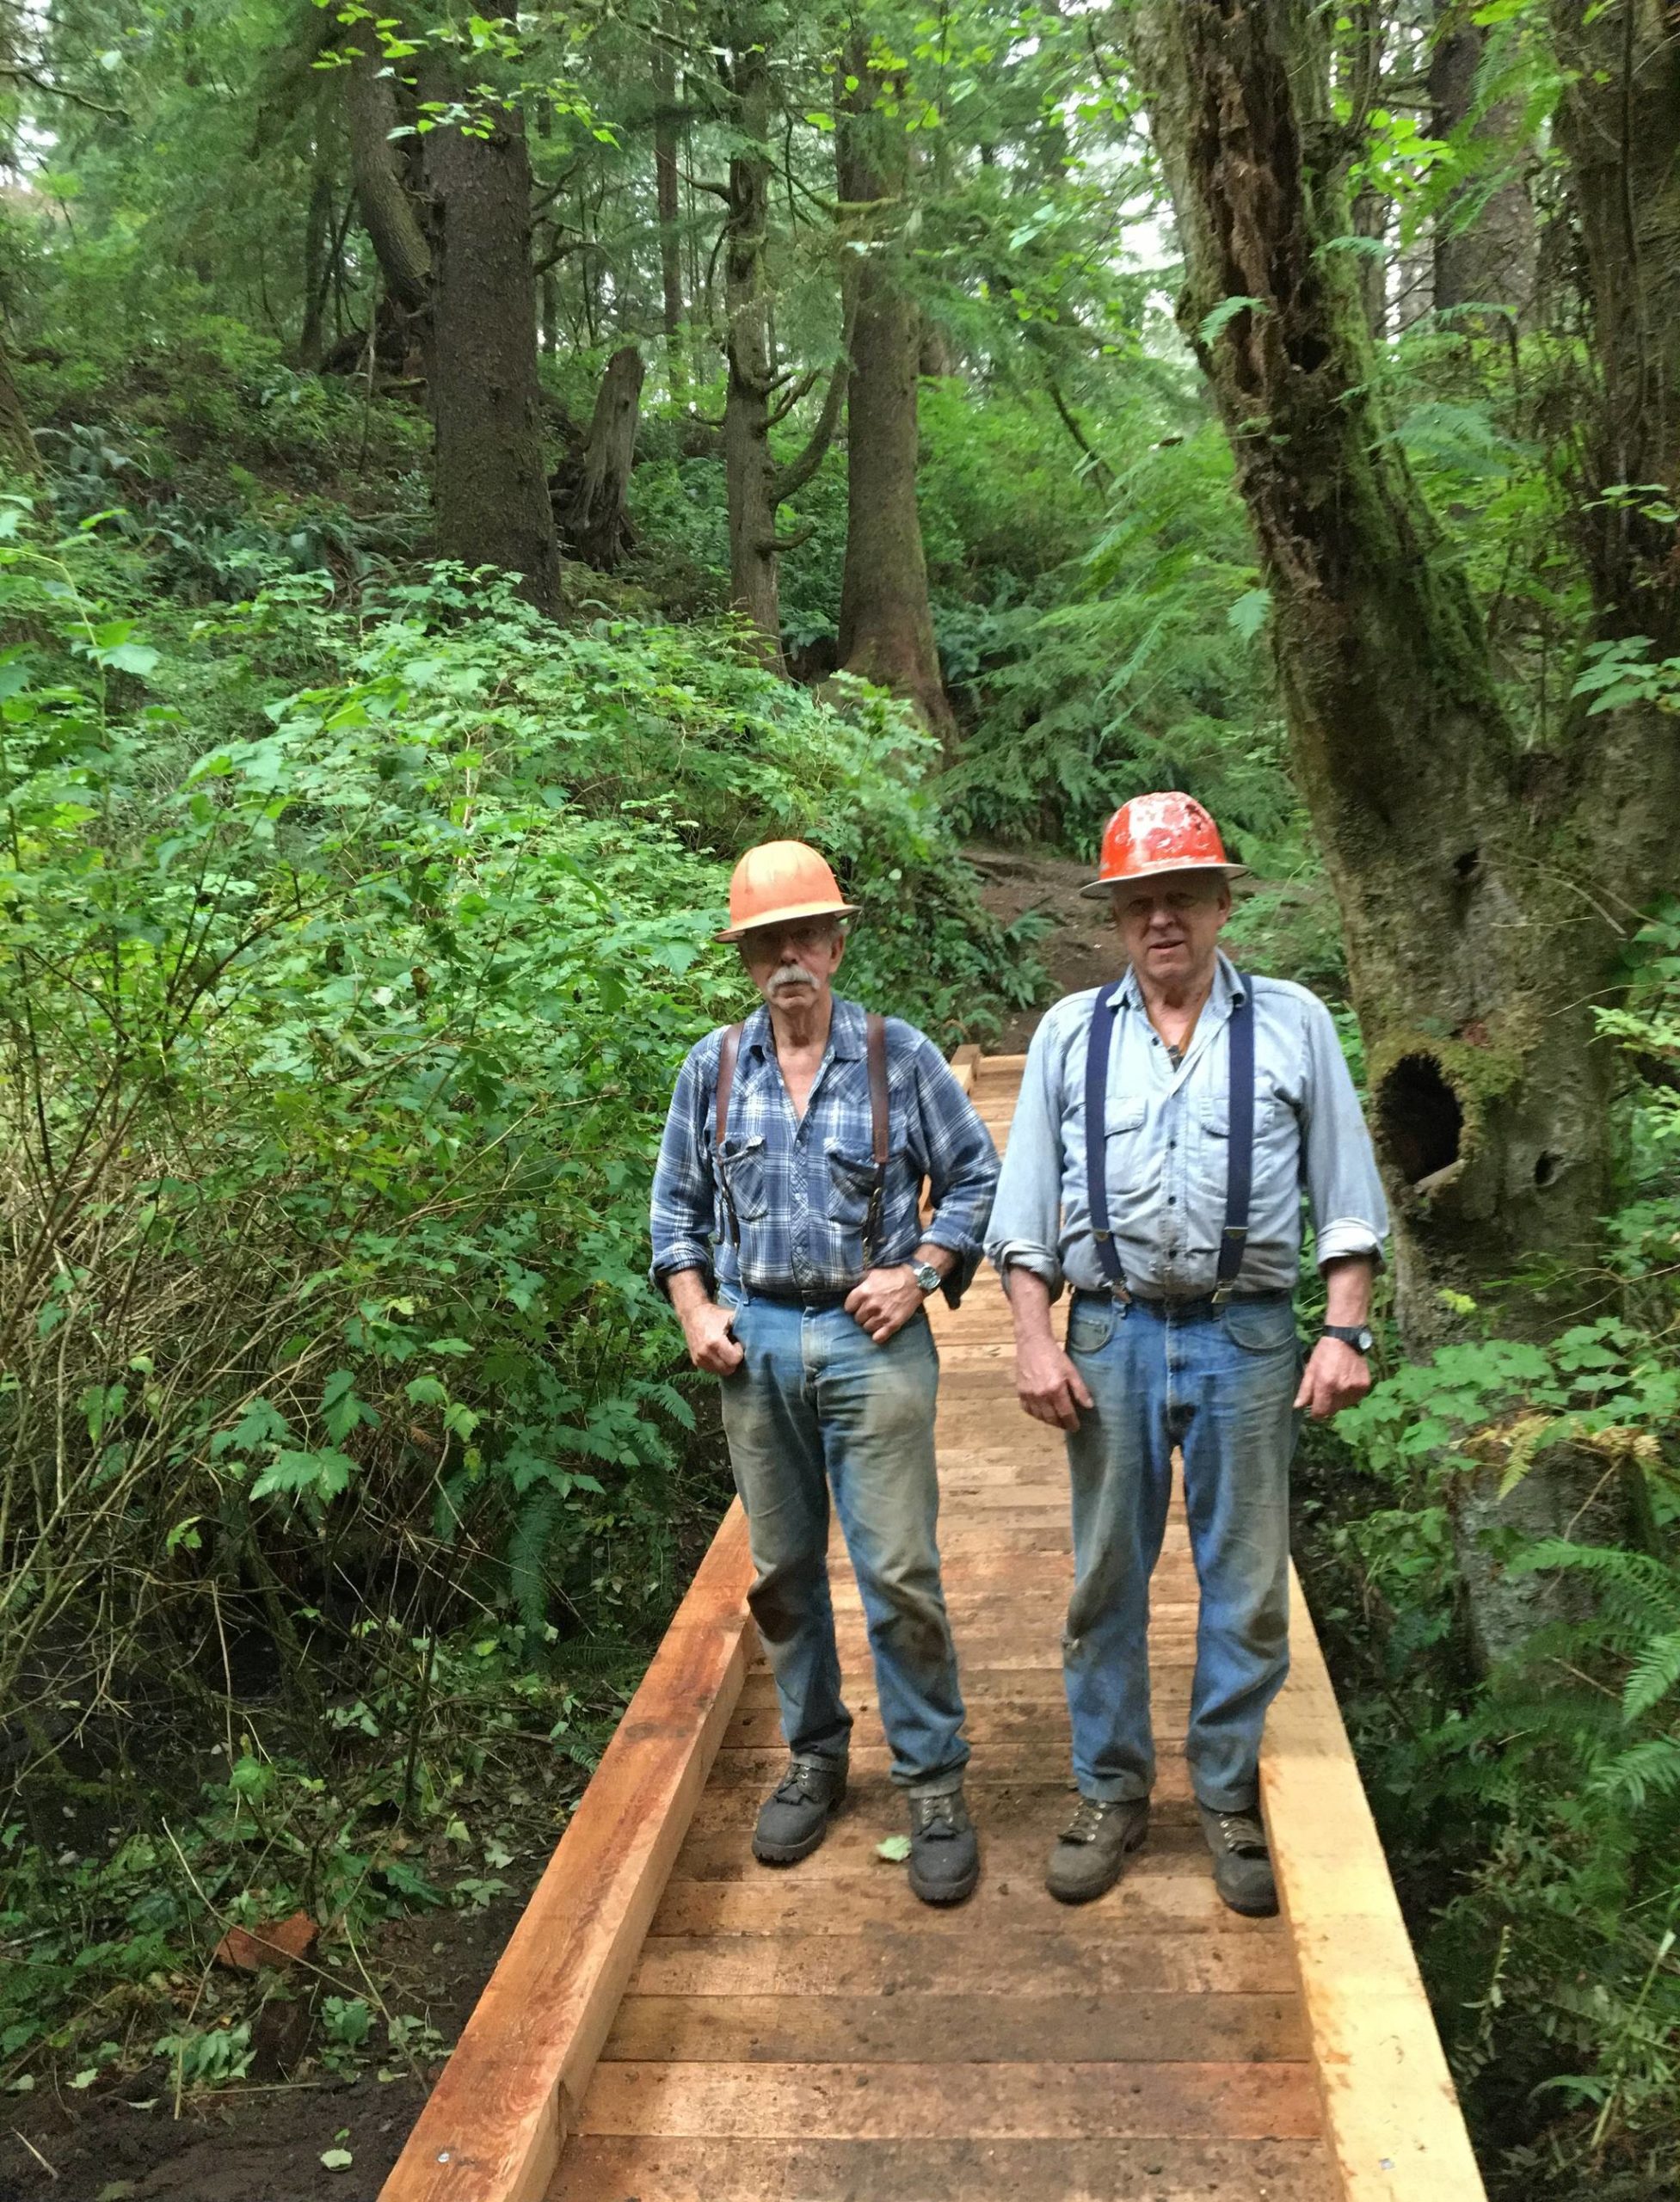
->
[717, 840, 859, 941]
[1080, 791, 1250, 899]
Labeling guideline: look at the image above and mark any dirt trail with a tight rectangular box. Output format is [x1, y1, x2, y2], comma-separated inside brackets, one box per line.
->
[966, 845, 1120, 1051]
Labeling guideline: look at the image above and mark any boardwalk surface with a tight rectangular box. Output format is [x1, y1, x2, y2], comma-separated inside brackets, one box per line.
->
[383, 1052, 1485, 2202]
[558, 1055, 1329, 2200]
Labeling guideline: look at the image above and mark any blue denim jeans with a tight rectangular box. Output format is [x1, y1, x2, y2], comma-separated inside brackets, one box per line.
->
[1062, 1289, 1301, 1813]
[717, 1288, 969, 1793]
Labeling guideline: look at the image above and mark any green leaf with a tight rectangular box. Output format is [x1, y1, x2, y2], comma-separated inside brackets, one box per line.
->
[1227, 587, 1271, 641]
[875, 1834, 912, 1862]
[1198, 294, 1268, 346]
[252, 1447, 359, 1500]
[320, 2148, 354, 2171]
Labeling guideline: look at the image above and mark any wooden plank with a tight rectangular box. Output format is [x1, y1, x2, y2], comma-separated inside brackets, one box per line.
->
[577, 2060, 1323, 2141]
[948, 1042, 982, 1093]
[555, 2135, 1338, 2201]
[628, 1930, 1302, 1998]
[1263, 1570, 1487, 2202]
[602, 1990, 1310, 2064]
[377, 1503, 756, 2202]
[650, 1869, 1283, 1938]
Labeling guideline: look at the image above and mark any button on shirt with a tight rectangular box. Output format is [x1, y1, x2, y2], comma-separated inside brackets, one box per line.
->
[986, 954, 1388, 1299]
[650, 995, 1000, 1304]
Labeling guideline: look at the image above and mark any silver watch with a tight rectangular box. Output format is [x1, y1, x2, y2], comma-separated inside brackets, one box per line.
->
[910, 1259, 943, 1296]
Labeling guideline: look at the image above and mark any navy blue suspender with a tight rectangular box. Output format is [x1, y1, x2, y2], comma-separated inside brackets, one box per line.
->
[1085, 976, 1254, 1304]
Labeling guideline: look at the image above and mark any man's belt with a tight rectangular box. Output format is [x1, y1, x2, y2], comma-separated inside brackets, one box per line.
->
[748, 1285, 857, 1311]
[1085, 974, 1254, 1307]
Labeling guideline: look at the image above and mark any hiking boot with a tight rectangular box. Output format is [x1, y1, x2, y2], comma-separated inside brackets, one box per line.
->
[1044, 1793, 1149, 1904]
[753, 1757, 846, 1865]
[1196, 1800, 1278, 1917]
[907, 1786, 980, 1906]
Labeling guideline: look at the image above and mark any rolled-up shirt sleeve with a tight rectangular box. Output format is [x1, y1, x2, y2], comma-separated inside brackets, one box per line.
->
[911, 1036, 1000, 1306]
[1302, 1000, 1389, 1269]
[985, 1011, 1067, 1296]
[649, 1037, 719, 1295]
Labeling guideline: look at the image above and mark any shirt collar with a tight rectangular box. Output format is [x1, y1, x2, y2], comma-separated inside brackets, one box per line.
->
[1116, 949, 1246, 1014]
[742, 992, 865, 1062]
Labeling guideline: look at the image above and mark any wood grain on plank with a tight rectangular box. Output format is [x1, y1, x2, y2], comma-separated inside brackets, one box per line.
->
[578, 2060, 1322, 2142]
[554, 2134, 1336, 2201]
[601, 1991, 1309, 2064]
[377, 1504, 755, 2202]
[628, 1930, 1302, 1999]
[650, 1869, 1284, 1938]
[1263, 1569, 1488, 2200]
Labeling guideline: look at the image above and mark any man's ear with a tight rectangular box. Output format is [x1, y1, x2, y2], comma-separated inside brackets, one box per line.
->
[831, 927, 847, 969]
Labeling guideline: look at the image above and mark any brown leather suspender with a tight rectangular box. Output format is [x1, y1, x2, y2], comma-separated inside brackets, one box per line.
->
[863, 1011, 889, 1255]
[712, 1012, 889, 1257]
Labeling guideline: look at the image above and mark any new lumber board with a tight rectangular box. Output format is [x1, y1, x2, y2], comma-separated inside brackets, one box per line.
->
[376, 1503, 755, 2202]
[1263, 1569, 1488, 2202]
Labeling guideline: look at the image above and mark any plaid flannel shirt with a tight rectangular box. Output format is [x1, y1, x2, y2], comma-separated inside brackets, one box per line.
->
[649, 995, 999, 1306]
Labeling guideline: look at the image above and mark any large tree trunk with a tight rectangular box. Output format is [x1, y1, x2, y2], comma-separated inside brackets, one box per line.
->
[721, 16, 783, 661]
[834, 40, 955, 745]
[417, 66, 560, 613]
[298, 127, 335, 370]
[654, 33, 685, 359]
[345, 35, 430, 317]
[1130, 0, 1680, 1656]
[0, 331, 40, 482]
[554, 343, 644, 569]
[1429, 1, 1535, 323]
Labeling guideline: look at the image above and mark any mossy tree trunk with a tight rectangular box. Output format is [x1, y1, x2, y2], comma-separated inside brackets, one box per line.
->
[417, 59, 561, 615]
[554, 343, 643, 569]
[1131, 0, 1680, 1654]
[1429, 0, 1535, 323]
[834, 34, 956, 745]
[720, 4, 850, 668]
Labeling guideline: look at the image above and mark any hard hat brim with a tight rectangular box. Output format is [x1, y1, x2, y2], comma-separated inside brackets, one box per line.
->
[1079, 858, 1250, 900]
[716, 897, 860, 943]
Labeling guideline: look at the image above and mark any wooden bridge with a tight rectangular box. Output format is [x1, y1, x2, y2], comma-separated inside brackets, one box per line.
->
[381, 1050, 1486, 2202]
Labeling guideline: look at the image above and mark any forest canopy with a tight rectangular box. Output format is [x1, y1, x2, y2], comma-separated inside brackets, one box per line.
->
[1, 3, 1677, 2197]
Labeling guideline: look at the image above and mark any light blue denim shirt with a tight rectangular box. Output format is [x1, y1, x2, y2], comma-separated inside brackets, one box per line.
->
[986, 952, 1388, 1300]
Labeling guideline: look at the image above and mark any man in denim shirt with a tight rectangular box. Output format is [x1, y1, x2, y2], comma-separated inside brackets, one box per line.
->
[985, 794, 1388, 1916]
[650, 840, 999, 1904]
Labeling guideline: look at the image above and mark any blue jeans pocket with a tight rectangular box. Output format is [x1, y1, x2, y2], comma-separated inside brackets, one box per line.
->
[1222, 1299, 1297, 1355]
[1067, 1301, 1116, 1355]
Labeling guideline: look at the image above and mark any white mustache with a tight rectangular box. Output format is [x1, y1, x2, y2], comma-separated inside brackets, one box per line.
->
[768, 964, 816, 993]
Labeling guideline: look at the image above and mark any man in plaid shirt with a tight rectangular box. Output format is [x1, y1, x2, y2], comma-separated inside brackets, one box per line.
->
[650, 841, 999, 1904]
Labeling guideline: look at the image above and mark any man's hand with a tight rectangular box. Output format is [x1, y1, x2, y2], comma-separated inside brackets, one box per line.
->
[680, 1298, 745, 1375]
[1016, 1331, 1094, 1430]
[664, 1270, 745, 1376]
[1005, 1268, 1093, 1430]
[846, 1264, 924, 1344]
[1294, 1337, 1370, 1419]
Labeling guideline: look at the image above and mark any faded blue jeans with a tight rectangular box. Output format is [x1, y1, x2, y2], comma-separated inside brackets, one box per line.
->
[1062, 1288, 1301, 1813]
[717, 1288, 969, 1794]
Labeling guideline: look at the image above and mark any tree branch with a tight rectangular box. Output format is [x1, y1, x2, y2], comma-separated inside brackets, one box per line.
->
[0, 63, 125, 119]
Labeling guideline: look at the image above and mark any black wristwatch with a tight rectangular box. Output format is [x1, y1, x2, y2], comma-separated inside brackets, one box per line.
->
[1321, 1324, 1374, 1354]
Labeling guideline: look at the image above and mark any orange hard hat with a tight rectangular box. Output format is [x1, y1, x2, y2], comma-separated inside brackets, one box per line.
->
[1080, 791, 1250, 899]
[716, 839, 859, 942]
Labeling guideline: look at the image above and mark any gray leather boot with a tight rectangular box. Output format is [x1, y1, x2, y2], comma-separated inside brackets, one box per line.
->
[907, 1787, 980, 1905]
[1044, 1793, 1149, 1904]
[752, 1756, 846, 1865]
[1196, 1800, 1278, 1916]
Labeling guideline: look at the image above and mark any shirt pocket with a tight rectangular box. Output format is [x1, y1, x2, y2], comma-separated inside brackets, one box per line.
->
[1201, 1082, 1296, 1183]
[1099, 1100, 1149, 1197]
[827, 1147, 885, 1230]
[717, 1134, 769, 1221]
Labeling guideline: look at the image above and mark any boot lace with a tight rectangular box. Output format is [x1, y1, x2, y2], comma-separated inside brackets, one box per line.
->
[772, 1759, 830, 1805]
[1211, 1808, 1269, 1856]
[1061, 1795, 1131, 1844]
[909, 1791, 968, 1841]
